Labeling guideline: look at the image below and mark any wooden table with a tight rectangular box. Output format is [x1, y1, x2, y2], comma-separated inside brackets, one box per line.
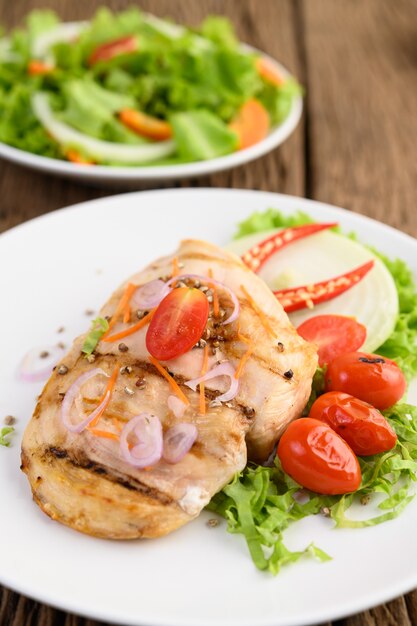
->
[1, 1, 416, 624]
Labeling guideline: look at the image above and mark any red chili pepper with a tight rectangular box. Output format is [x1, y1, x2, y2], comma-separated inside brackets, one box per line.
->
[88, 35, 138, 66]
[241, 222, 338, 273]
[275, 260, 375, 313]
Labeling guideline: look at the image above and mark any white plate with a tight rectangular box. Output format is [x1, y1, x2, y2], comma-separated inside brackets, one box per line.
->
[0, 54, 301, 186]
[1, 188, 416, 626]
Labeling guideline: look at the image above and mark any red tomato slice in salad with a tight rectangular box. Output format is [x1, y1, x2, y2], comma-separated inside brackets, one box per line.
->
[146, 287, 209, 361]
[277, 418, 361, 495]
[297, 314, 367, 366]
[229, 99, 270, 150]
[309, 391, 397, 456]
[88, 35, 138, 66]
[325, 352, 407, 410]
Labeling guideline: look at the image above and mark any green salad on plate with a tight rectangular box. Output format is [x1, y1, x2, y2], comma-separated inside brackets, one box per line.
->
[0, 8, 301, 166]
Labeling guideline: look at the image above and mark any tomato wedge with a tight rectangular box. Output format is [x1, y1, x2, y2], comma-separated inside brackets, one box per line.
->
[309, 391, 397, 456]
[146, 287, 209, 361]
[277, 418, 361, 495]
[297, 315, 367, 366]
[325, 352, 407, 410]
[88, 35, 138, 66]
[256, 57, 284, 86]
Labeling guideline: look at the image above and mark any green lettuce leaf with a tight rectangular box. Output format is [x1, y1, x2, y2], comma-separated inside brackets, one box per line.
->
[234, 208, 314, 239]
[0, 427, 14, 447]
[170, 109, 238, 160]
[82, 317, 109, 356]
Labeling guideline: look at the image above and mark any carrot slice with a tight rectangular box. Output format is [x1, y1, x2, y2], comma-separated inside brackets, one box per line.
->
[256, 57, 284, 86]
[234, 340, 255, 379]
[149, 355, 190, 405]
[66, 149, 95, 166]
[28, 60, 54, 76]
[89, 363, 119, 428]
[229, 99, 270, 150]
[87, 428, 120, 441]
[102, 282, 137, 339]
[119, 109, 172, 141]
[240, 285, 275, 338]
[199, 344, 209, 415]
[102, 308, 156, 343]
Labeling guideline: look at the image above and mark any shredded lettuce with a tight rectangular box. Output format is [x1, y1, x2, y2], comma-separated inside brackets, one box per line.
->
[210, 207, 417, 574]
[209, 403, 417, 574]
[0, 426, 14, 447]
[82, 317, 109, 356]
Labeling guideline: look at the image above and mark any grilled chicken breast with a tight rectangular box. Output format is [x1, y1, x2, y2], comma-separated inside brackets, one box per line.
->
[22, 239, 317, 539]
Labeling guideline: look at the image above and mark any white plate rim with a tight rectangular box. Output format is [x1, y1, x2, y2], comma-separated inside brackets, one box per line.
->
[1, 187, 417, 626]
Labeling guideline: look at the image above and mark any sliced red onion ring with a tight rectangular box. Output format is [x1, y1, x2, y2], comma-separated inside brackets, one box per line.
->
[167, 394, 188, 419]
[130, 279, 171, 310]
[18, 344, 66, 383]
[167, 274, 239, 325]
[120, 413, 163, 468]
[185, 361, 238, 404]
[61, 368, 109, 433]
[163, 423, 198, 464]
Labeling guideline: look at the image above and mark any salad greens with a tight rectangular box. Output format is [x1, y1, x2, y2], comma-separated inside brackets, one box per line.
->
[82, 317, 109, 356]
[0, 426, 14, 447]
[0, 8, 301, 166]
[208, 208, 417, 575]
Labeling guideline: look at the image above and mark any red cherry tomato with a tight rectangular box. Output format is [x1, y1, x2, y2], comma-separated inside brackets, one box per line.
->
[277, 418, 361, 495]
[297, 315, 367, 366]
[146, 287, 209, 361]
[325, 352, 407, 410]
[309, 391, 397, 456]
[88, 36, 138, 66]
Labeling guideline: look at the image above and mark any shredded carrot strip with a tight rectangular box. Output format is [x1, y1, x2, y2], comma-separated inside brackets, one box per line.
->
[123, 304, 131, 324]
[199, 344, 209, 415]
[234, 337, 255, 379]
[66, 149, 94, 165]
[87, 428, 120, 441]
[240, 284, 275, 338]
[149, 355, 190, 405]
[102, 308, 155, 342]
[172, 256, 180, 277]
[102, 282, 137, 338]
[89, 363, 119, 428]
[113, 418, 123, 433]
[208, 268, 220, 317]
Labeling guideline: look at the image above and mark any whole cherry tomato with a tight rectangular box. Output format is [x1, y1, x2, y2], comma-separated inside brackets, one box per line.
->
[277, 418, 361, 495]
[297, 314, 367, 366]
[325, 352, 407, 410]
[146, 287, 209, 361]
[309, 391, 397, 456]
[88, 36, 138, 66]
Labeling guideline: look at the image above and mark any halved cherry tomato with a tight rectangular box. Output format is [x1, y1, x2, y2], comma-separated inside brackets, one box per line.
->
[309, 391, 397, 456]
[297, 315, 367, 366]
[146, 287, 209, 361]
[88, 35, 138, 66]
[277, 418, 361, 495]
[325, 352, 407, 410]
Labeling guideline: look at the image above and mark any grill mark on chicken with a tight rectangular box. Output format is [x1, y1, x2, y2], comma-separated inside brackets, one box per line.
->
[45, 446, 175, 505]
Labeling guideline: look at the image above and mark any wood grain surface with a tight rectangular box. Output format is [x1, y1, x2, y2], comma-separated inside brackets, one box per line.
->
[1, 1, 416, 625]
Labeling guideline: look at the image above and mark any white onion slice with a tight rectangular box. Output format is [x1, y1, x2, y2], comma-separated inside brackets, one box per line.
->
[32, 21, 88, 60]
[163, 423, 198, 464]
[131, 279, 171, 310]
[185, 362, 238, 403]
[32, 92, 176, 164]
[167, 273, 240, 325]
[167, 395, 188, 419]
[18, 344, 66, 383]
[61, 368, 109, 433]
[120, 413, 163, 468]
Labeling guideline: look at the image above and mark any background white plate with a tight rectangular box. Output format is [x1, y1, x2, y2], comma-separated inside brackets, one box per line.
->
[0, 54, 301, 186]
[1, 188, 416, 626]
